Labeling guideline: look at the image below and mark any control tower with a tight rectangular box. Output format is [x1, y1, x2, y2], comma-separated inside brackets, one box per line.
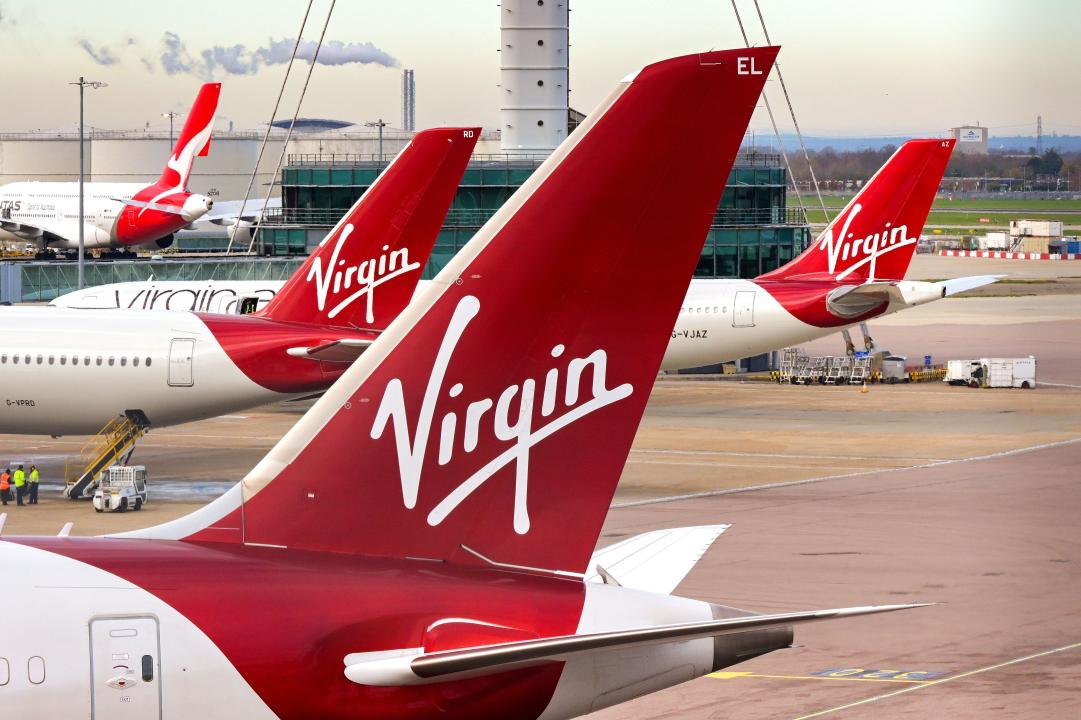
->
[499, 0, 569, 155]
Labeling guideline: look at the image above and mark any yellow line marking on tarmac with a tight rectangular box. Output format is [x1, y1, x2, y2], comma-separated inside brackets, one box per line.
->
[791, 641, 1081, 719]
[709, 671, 930, 684]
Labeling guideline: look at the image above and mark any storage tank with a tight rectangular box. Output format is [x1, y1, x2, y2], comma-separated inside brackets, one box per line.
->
[499, 0, 569, 155]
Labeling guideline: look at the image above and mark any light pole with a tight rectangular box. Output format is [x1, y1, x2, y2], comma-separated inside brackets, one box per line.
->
[70, 77, 107, 290]
[162, 111, 180, 149]
[365, 119, 387, 162]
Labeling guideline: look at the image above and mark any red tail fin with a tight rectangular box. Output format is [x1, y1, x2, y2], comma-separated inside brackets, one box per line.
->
[760, 139, 955, 282]
[157, 82, 221, 190]
[258, 127, 480, 329]
[158, 49, 776, 572]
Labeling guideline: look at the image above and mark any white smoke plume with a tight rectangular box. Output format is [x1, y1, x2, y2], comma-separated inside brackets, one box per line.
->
[162, 33, 399, 77]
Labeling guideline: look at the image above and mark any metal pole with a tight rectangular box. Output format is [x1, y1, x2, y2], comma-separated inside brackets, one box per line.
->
[78, 77, 85, 290]
[378, 120, 383, 161]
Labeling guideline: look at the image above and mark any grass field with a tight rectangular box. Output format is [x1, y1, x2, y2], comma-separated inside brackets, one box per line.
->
[803, 194, 1081, 235]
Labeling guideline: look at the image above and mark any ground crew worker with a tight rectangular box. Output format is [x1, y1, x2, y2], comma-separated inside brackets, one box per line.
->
[0, 468, 10, 506]
[13, 464, 26, 506]
[28, 464, 39, 505]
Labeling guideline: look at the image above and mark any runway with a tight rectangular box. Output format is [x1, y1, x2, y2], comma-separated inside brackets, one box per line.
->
[591, 437, 1081, 718]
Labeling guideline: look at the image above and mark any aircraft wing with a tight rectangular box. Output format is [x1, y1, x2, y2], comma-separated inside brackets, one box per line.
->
[201, 198, 282, 226]
[0, 218, 46, 240]
[286, 338, 375, 363]
[586, 525, 729, 595]
[343, 604, 928, 686]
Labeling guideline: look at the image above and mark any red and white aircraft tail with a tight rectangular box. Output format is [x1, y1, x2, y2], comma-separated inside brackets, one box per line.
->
[131, 83, 220, 209]
[760, 138, 956, 283]
[256, 127, 480, 330]
[138, 48, 779, 569]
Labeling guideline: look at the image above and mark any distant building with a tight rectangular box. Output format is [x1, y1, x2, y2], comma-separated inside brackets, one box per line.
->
[950, 125, 988, 155]
[401, 69, 416, 132]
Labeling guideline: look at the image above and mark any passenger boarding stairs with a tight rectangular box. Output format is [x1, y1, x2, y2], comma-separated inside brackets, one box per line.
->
[64, 411, 150, 500]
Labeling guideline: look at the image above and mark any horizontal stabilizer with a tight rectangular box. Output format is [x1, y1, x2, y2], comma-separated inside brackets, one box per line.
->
[344, 603, 929, 686]
[936, 275, 1003, 296]
[587, 525, 729, 595]
[115, 198, 188, 216]
[286, 338, 374, 363]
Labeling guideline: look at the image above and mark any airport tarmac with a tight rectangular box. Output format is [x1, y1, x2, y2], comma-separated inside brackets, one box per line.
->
[0, 277, 1078, 716]
[591, 437, 1081, 719]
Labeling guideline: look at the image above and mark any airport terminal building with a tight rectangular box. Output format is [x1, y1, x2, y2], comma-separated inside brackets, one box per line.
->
[259, 149, 810, 280]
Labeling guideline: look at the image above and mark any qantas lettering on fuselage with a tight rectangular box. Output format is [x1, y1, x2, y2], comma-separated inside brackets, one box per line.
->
[308, 223, 422, 323]
[818, 203, 917, 281]
[371, 295, 634, 535]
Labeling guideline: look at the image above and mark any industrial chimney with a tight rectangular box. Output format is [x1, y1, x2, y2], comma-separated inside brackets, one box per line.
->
[499, 0, 569, 155]
[402, 69, 416, 132]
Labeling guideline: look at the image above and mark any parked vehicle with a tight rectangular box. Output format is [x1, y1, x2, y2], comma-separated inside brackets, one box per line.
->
[945, 357, 1036, 389]
[92, 465, 148, 513]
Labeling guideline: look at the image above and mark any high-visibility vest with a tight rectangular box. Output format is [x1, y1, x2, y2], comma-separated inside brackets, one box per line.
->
[13, 470, 25, 487]
[0, 473, 9, 491]
[29, 469, 39, 484]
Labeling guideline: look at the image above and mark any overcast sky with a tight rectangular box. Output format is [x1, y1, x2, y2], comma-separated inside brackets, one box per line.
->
[1, 0, 1078, 137]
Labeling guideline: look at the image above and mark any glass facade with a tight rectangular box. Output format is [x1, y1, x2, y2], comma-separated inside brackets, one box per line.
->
[261, 152, 811, 279]
[3, 258, 303, 302]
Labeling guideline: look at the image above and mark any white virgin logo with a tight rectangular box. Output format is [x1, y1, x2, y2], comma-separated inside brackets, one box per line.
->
[370, 295, 633, 534]
[307, 224, 421, 323]
[817, 203, 917, 281]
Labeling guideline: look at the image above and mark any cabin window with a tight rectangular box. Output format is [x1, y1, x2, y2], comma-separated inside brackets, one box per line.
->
[120, 357, 127, 367]
[0, 354, 6, 364]
[0, 657, 9, 685]
[60, 355, 67, 365]
[24, 355, 30, 364]
[28, 656, 45, 684]
[48, 355, 55, 365]
[146, 357, 153, 367]
[96, 356, 103, 366]
[133, 356, 140, 367]
[85, 356, 91, 365]
[108, 356, 115, 367]
[36, 355, 43, 364]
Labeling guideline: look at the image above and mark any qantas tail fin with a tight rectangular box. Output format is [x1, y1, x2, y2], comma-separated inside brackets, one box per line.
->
[156, 82, 221, 191]
[129, 48, 777, 573]
[760, 138, 955, 283]
[257, 127, 479, 330]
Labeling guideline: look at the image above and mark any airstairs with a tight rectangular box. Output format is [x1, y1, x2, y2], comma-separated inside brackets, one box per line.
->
[64, 411, 150, 500]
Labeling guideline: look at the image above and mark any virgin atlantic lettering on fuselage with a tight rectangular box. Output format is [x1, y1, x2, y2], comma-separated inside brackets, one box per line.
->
[52, 271, 931, 371]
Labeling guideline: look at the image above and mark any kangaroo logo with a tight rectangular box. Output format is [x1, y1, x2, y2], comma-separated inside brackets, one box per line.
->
[817, 203, 917, 281]
[139, 115, 214, 215]
[371, 295, 633, 534]
[307, 224, 422, 323]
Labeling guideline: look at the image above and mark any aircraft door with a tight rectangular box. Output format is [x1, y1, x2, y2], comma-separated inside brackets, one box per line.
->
[167, 338, 195, 387]
[89, 616, 162, 720]
[732, 290, 756, 328]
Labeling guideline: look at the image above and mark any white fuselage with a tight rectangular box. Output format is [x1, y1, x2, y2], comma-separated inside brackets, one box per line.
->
[0, 181, 145, 249]
[53, 277, 884, 370]
[0, 307, 281, 435]
[1, 538, 723, 720]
